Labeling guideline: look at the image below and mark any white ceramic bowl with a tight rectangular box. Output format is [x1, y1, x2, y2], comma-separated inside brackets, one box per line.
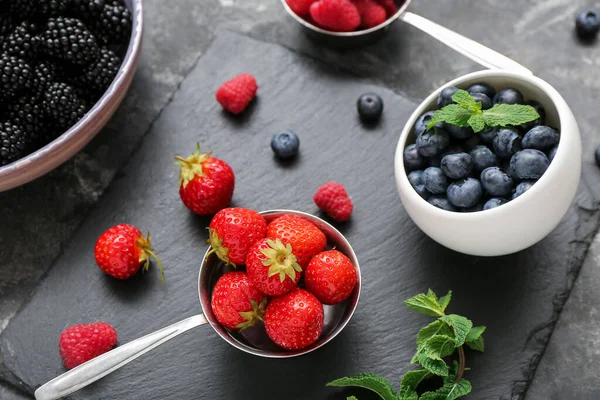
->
[394, 70, 582, 256]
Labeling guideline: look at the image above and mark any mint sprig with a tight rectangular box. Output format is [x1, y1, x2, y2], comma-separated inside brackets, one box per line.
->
[326, 290, 486, 400]
[426, 89, 539, 132]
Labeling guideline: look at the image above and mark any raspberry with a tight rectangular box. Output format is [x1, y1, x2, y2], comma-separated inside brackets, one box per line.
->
[352, 0, 387, 29]
[215, 73, 257, 115]
[313, 182, 353, 222]
[285, 0, 318, 17]
[59, 322, 118, 369]
[309, 0, 360, 32]
[373, 0, 397, 17]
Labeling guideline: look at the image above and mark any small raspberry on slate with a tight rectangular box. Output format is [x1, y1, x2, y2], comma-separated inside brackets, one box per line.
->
[41, 17, 99, 66]
[76, 47, 122, 95]
[0, 121, 27, 166]
[59, 322, 118, 369]
[313, 182, 354, 222]
[352, 0, 387, 29]
[0, 54, 33, 100]
[285, 0, 318, 17]
[90, 4, 132, 45]
[373, 0, 396, 17]
[309, 0, 361, 32]
[43, 82, 89, 129]
[2, 21, 40, 61]
[215, 73, 258, 115]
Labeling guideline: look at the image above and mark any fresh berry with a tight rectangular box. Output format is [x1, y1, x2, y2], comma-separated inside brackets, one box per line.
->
[0, 121, 27, 166]
[548, 145, 558, 162]
[502, 158, 521, 183]
[266, 214, 327, 268]
[446, 178, 483, 208]
[493, 88, 524, 105]
[286, 0, 318, 17]
[271, 130, 300, 159]
[305, 250, 357, 305]
[408, 170, 430, 199]
[510, 149, 549, 180]
[31, 62, 59, 101]
[480, 167, 513, 197]
[493, 127, 521, 159]
[352, 0, 386, 29]
[42, 82, 88, 129]
[94, 223, 164, 282]
[513, 180, 535, 199]
[313, 182, 353, 222]
[207, 207, 267, 267]
[215, 73, 257, 114]
[37, 0, 70, 17]
[2, 22, 39, 60]
[41, 17, 99, 65]
[211, 272, 267, 330]
[263, 288, 324, 351]
[427, 195, 456, 211]
[356, 92, 384, 122]
[414, 111, 444, 137]
[422, 167, 449, 194]
[467, 82, 496, 99]
[469, 145, 498, 171]
[478, 126, 497, 144]
[67, 0, 107, 22]
[76, 47, 122, 96]
[246, 238, 302, 296]
[6, 96, 43, 143]
[518, 99, 545, 132]
[460, 203, 483, 213]
[309, 0, 361, 32]
[483, 197, 507, 210]
[0, 54, 32, 100]
[90, 3, 132, 45]
[404, 144, 425, 171]
[175, 144, 235, 215]
[446, 124, 473, 140]
[8, 0, 36, 19]
[437, 86, 458, 108]
[440, 152, 474, 179]
[522, 125, 559, 151]
[374, 0, 396, 16]
[416, 128, 450, 157]
[59, 322, 117, 369]
[471, 92, 492, 110]
[575, 9, 600, 39]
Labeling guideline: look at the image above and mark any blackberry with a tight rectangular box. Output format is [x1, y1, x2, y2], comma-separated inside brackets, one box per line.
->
[43, 82, 89, 129]
[2, 22, 40, 60]
[6, 96, 44, 143]
[8, 0, 35, 19]
[76, 47, 121, 94]
[34, 0, 69, 18]
[31, 62, 59, 101]
[65, 0, 106, 22]
[0, 14, 17, 37]
[42, 17, 99, 65]
[0, 54, 33, 100]
[91, 4, 132, 45]
[0, 121, 27, 166]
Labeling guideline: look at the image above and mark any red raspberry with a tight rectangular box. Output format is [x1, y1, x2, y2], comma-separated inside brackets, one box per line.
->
[352, 0, 387, 28]
[309, 0, 360, 32]
[374, 0, 397, 17]
[215, 73, 257, 114]
[286, 0, 318, 17]
[313, 182, 353, 222]
[59, 322, 118, 369]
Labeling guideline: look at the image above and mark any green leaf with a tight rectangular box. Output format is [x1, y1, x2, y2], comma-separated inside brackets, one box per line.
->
[439, 315, 473, 347]
[482, 104, 540, 128]
[467, 114, 486, 132]
[404, 290, 446, 317]
[465, 326, 486, 343]
[437, 291, 452, 313]
[451, 89, 480, 112]
[423, 335, 456, 360]
[400, 369, 431, 390]
[466, 336, 485, 352]
[348, 397, 360, 400]
[417, 353, 449, 377]
[397, 387, 419, 400]
[327, 373, 397, 400]
[426, 105, 474, 130]
[419, 379, 472, 400]
[418, 320, 455, 347]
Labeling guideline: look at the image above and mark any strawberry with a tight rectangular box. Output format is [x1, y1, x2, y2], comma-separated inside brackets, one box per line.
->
[373, 0, 396, 17]
[286, 0, 318, 17]
[175, 144, 235, 215]
[246, 238, 302, 296]
[211, 272, 267, 330]
[313, 182, 353, 222]
[94, 224, 164, 283]
[215, 73, 258, 114]
[59, 322, 118, 369]
[266, 214, 326, 268]
[309, 0, 361, 32]
[208, 208, 267, 267]
[305, 250, 357, 305]
[352, 0, 387, 29]
[264, 289, 324, 350]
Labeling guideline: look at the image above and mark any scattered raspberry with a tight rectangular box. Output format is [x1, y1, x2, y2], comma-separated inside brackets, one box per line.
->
[286, 0, 318, 17]
[352, 0, 387, 28]
[374, 0, 397, 18]
[215, 73, 257, 114]
[309, 0, 360, 32]
[59, 322, 118, 369]
[313, 182, 353, 222]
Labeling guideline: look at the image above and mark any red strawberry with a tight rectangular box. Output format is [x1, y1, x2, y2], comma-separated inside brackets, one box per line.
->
[246, 238, 302, 296]
[208, 208, 267, 267]
[211, 272, 267, 330]
[215, 73, 257, 114]
[352, 0, 387, 29]
[374, 0, 396, 17]
[175, 144, 235, 215]
[59, 322, 118, 369]
[286, 0, 318, 17]
[305, 250, 357, 304]
[309, 0, 361, 32]
[313, 182, 353, 222]
[266, 214, 327, 268]
[94, 224, 164, 283]
[264, 289, 324, 350]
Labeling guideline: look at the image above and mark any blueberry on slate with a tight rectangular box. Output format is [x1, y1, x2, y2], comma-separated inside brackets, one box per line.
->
[519, 99, 546, 132]
[510, 149, 549, 179]
[461, 203, 484, 213]
[479, 126, 497, 144]
[493, 88, 524, 105]
[447, 178, 483, 208]
[470, 145, 498, 171]
[493, 128, 522, 159]
[437, 86, 458, 109]
[483, 198, 508, 210]
[441, 152, 474, 179]
[416, 128, 450, 157]
[446, 124, 474, 140]
[463, 134, 483, 151]
[428, 195, 457, 211]
[408, 170, 424, 187]
[575, 9, 600, 39]
[467, 82, 496, 99]
[480, 167, 513, 197]
[423, 167, 450, 194]
[271, 130, 300, 159]
[471, 92, 492, 110]
[357, 92, 384, 122]
[548, 145, 558, 162]
[414, 111, 444, 137]
[513, 180, 536, 199]
[404, 144, 425, 171]
[595, 146, 600, 168]
[522, 125, 559, 151]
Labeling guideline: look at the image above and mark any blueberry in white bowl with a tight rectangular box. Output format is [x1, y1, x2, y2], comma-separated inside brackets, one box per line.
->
[510, 149, 549, 180]
[493, 128, 522, 159]
[416, 129, 450, 157]
[467, 82, 496, 99]
[493, 87, 524, 105]
[447, 178, 483, 208]
[483, 197, 507, 210]
[440, 152, 473, 179]
[428, 195, 456, 212]
[470, 146, 498, 171]
[414, 111, 444, 137]
[480, 167, 513, 197]
[423, 167, 449, 194]
[522, 125, 559, 151]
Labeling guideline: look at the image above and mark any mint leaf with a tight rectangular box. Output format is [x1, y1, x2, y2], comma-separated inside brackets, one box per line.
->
[327, 373, 397, 400]
[417, 353, 449, 377]
[418, 320, 455, 348]
[467, 114, 486, 132]
[419, 379, 472, 400]
[440, 315, 473, 347]
[482, 104, 539, 128]
[423, 335, 456, 360]
[465, 326, 486, 343]
[400, 369, 431, 390]
[466, 336, 485, 352]
[404, 290, 446, 317]
[348, 397, 360, 400]
[397, 387, 419, 400]
[437, 291, 452, 312]
[426, 105, 473, 130]
[451, 90, 480, 112]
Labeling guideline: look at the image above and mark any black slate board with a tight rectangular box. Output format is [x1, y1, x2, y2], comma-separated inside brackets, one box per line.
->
[1, 32, 600, 400]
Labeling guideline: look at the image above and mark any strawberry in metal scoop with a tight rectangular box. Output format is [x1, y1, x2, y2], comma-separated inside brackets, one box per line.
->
[211, 271, 267, 330]
[246, 238, 302, 296]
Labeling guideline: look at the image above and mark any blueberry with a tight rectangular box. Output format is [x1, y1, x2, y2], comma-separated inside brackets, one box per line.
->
[414, 111, 444, 137]
[522, 125, 560, 151]
[480, 167, 513, 197]
[441, 152, 474, 179]
[446, 178, 483, 208]
[493, 88, 524, 105]
[518, 100, 546, 132]
[463, 134, 483, 151]
[416, 129, 450, 157]
[423, 167, 450, 194]
[513, 180, 536, 199]
[502, 159, 521, 183]
[493, 128, 522, 159]
[470, 145, 498, 171]
[483, 198, 508, 210]
[510, 149, 549, 179]
[404, 144, 426, 171]
[357, 93, 384, 122]
[461, 203, 484, 213]
[467, 82, 496, 99]
[595, 146, 600, 168]
[548, 145, 558, 162]
[437, 86, 458, 109]
[478, 126, 497, 144]
[428, 195, 457, 211]
[446, 124, 474, 140]
[271, 130, 300, 159]
[576, 9, 600, 39]
[415, 185, 431, 200]
[471, 92, 492, 110]
[408, 170, 424, 187]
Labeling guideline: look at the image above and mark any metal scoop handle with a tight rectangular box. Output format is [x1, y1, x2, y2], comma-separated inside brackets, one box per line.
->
[34, 314, 207, 400]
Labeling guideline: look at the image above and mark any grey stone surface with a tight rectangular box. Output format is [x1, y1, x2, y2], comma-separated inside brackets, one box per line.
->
[0, 385, 30, 400]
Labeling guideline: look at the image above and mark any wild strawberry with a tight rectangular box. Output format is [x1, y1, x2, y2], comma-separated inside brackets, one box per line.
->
[211, 272, 267, 330]
[373, 0, 396, 17]
[208, 208, 267, 267]
[215, 73, 257, 114]
[313, 182, 353, 222]
[309, 0, 361, 32]
[246, 238, 302, 296]
[59, 322, 118, 369]
[305, 250, 357, 305]
[266, 214, 326, 268]
[94, 224, 164, 283]
[264, 289, 324, 350]
[175, 144, 235, 215]
[285, 0, 318, 17]
[352, 0, 387, 29]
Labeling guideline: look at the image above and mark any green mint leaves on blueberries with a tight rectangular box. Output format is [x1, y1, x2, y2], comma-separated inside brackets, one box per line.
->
[426, 89, 540, 133]
[327, 290, 486, 400]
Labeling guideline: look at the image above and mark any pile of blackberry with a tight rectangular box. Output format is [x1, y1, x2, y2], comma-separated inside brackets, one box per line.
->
[0, 0, 132, 166]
